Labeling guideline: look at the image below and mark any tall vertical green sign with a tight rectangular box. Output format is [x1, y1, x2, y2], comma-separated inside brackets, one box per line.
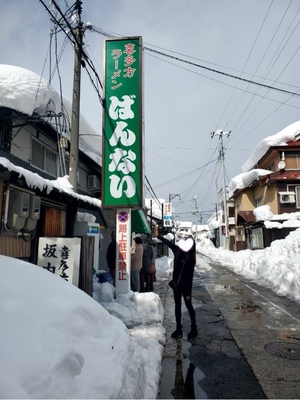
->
[102, 37, 143, 208]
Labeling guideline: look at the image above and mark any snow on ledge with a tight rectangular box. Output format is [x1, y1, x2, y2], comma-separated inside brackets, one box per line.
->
[0, 157, 102, 209]
[228, 169, 271, 198]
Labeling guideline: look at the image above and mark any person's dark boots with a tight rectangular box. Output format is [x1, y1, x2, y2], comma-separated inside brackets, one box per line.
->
[187, 325, 198, 339]
[171, 326, 183, 338]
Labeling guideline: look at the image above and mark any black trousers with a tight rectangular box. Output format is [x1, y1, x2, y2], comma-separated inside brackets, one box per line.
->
[173, 286, 196, 328]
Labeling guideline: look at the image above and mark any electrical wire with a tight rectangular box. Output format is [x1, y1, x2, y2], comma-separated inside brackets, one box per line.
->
[216, 0, 275, 132]
[225, 2, 300, 143]
[39, 0, 104, 101]
[38, 3, 300, 218]
[145, 175, 161, 206]
[144, 51, 300, 110]
[90, 23, 300, 98]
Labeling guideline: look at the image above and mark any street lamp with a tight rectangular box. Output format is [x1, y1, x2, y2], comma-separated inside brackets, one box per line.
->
[169, 193, 181, 203]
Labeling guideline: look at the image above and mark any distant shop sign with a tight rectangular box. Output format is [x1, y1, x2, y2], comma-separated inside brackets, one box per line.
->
[163, 202, 172, 227]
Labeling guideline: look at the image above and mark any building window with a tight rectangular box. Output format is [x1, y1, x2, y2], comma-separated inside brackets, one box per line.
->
[228, 206, 235, 217]
[31, 138, 57, 176]
[255, 197, 263, 207]
[252, 227, 264, 249]
[0, 109, 12, 152]
[237, 228, 243, 241]
[285, 154, 300, 170]
[296, 186, 300, 208]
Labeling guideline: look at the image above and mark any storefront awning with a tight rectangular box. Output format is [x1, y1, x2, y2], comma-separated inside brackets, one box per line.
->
[237, 211, 256, 225]
[131, 209, 151, 234]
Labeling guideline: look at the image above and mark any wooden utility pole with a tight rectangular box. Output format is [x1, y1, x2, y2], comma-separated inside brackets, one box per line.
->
[69, 0, 83, 192]
[211, 129, 230, 250]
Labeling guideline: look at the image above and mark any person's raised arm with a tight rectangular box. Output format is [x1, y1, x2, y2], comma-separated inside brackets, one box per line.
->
[153, 226, 177, 252]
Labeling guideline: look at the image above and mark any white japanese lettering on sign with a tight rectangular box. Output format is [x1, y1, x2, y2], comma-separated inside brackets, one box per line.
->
[108, 93, 137, 199]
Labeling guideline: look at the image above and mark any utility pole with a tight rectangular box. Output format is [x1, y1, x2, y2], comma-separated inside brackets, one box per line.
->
[192, 195, 200, 241]
[69, 0, 83, 192]
[211, 129, 230, 249]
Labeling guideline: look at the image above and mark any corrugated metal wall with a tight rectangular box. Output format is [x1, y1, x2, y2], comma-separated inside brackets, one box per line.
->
[0, 235, 30, 258]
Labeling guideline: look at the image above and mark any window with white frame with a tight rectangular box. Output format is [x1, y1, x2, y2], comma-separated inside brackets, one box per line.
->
[296, 186, 300, 208]
[237, 228, 243, 241]
[31, 138, 57, 177]
[252, 227, 264, 249]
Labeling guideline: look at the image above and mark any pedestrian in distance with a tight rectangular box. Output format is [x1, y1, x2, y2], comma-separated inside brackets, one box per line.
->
[153, 227, 198, 339]
[140, 234, 154, 292]
[130, 236, 143, 292]
[149, 241, 157, 292]
[106, 231, 117, 286]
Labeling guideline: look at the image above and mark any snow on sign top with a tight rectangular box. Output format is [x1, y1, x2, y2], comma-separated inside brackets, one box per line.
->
[242, 120, 300, 173]
[0, 64, 102, 166]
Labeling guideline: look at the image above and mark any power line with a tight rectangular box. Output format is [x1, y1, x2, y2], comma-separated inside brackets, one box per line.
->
[145, 51, 300, 110]
[39, 0, 104, 100]
[88, 24, 300, 98]
[145, 175, 161, 206]
[153, 157, 218, 190]
[143, 46, 300, 98]
[217, 0, 275, 132]
[224, 2, 300, 142]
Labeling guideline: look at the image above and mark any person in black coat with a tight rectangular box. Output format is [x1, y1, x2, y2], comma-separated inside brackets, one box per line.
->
[140, 234, 154, 292]
[153, 227, 198, 339]
[106, 231, 117, 286]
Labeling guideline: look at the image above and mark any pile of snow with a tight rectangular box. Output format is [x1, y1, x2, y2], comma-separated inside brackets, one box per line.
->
[253, 204, 274, 221]
[228, 169, 271, 198]
[198, 228, 300, 303]
[0, 255, 168, 399]
[253, 205, 300, 229]
[3, 224, 300, 398]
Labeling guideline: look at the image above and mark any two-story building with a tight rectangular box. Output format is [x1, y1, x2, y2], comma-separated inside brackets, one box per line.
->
[0, 64, 114, 290]
[0, 65, 150, 273]
[229, 121, 300, 251]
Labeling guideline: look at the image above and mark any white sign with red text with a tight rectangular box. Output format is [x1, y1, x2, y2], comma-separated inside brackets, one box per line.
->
[163, 202, 173, 227]
[115, 209, 131, 295]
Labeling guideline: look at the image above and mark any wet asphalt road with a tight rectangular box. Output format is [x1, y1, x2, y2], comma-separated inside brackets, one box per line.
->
[156, 253, 300, 399]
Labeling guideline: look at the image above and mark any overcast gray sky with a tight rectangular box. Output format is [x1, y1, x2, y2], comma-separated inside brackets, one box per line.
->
[1, 0, 300, 222]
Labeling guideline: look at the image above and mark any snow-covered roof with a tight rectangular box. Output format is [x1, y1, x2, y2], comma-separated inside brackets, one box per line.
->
[145, 198, 165, 220]
[207, 209, 223, 230]
[254, 205, 300, 229]
[0, 156, 102, 209]
[0, 64, 101, 165]
[242, 121, 300, 172]
[228, 169, 272, 198]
